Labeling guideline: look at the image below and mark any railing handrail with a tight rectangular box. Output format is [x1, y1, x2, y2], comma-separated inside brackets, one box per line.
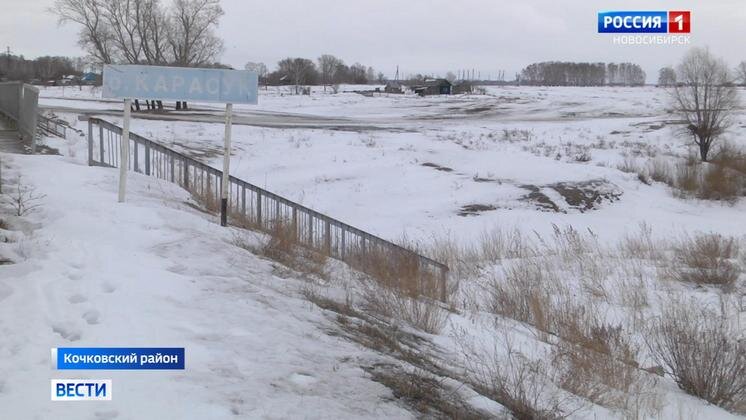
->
[87, 117, 449, 275]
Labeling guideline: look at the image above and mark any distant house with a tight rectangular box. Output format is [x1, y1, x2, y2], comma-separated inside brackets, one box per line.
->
[81, 72, 100, 85]
[412, 79, 451, 96]
[384, 81, 404, 94]
[451, 80, 474, 94]
[60, 75, 78, 85]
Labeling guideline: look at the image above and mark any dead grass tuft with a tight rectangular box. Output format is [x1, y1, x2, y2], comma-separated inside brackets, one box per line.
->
[668, 233, 740, 288]
[366, 365, 492, 419]
[231, 220, 328, 279]
[458, 332, 582, 419]
[646, 300, 746, 414]
[360, 281, 449, 334]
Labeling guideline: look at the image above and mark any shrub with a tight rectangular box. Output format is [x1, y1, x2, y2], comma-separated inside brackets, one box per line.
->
[457, 333, 581, 419]
[360, 281, 448, 334]
[646, 302, 746, 414]
[669, 233, 740, 288]
[552, 341, 659, 416]
[232, 220, 328, 279]
[700, 163, 741, 201]
[648, 159, 673, 184]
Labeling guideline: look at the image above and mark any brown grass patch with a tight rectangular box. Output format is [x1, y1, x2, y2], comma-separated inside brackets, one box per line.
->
[646, 300, 746, 414]
[668, 233, 740, 289]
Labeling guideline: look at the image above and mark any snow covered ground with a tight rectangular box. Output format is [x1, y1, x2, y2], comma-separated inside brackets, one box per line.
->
[39, 84, 746, 246]
[2, 84, 743, 419]
[0, 151, 416, 419]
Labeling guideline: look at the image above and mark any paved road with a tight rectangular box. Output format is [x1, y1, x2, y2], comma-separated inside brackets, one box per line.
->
[40, 104, 408, 132]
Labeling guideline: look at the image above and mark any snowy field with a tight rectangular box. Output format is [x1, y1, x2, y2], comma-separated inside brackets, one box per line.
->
[40, 85, 746, 245]
[1, 85, 743, 418]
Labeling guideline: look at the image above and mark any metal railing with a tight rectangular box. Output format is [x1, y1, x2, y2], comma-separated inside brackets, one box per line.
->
[86, 117, 449, 301]
[37, 114, 68, 138]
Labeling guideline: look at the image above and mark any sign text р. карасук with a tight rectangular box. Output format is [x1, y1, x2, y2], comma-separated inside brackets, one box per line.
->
[102, 65, 258, 104]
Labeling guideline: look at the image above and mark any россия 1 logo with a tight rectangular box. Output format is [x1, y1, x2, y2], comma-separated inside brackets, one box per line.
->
[598, 11, 691, 34]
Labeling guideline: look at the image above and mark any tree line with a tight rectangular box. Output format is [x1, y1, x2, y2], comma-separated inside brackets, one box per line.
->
[0, 55, 84, 82]
[519, 62, 646, 86]
[245, 55, 382, 93]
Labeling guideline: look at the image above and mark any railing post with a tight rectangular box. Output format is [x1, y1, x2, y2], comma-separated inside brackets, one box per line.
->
[324, 220, 331, 255]
[170, 152, 175, 182]
[87, 119, 93, 166]
[99, 124, 104, 164]
[145, 143, 151, 175]
[241, 185, 246, 215]
[292, 207, 298, 240]
[340, 226, 346, 259]
[440, 268, 448, 302]
[133, 140, 139, 172]
[183, 161, 189, 189]
[256, 191, 262, 227]
[308, 214, 314, 245]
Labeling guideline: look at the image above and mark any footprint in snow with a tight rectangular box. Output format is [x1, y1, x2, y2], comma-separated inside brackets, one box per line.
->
[93, 410, 119, 419]
[65, 271, 83, 281]
[288, 372, 318, 387]
[68, 294, 87, 304]
[82, 309, 100, 325]
[100, 282, 116, 293]
[52, 323, 82, 341]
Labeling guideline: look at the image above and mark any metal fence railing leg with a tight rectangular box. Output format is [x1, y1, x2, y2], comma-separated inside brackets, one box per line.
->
[87, 120, 93, 166]
[99, 124, 104, 164]
[145, 144, 151, 176]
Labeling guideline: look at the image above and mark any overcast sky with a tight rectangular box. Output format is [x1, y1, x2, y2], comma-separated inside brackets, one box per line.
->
[2, 0, 745, 82]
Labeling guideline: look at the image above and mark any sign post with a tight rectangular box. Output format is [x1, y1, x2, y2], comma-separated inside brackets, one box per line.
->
[102, 65, 258, 223]
[221, 103, 233, 226]
[118, 98, 132, 202]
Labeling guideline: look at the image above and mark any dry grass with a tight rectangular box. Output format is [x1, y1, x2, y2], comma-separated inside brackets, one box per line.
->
[668, 233, 740, 289]
[187, 177, 221, 213]
[231, 220, 328, 279]
[457, 332, 582, 419]
[646, 300, 746, 414]
[552, 342, 661, 417]
[347, 239, 447, 304]
[618, 223, 664, 261]
[648, 159, 672, 184]
[366, 365, 492, 419]
[360, 281, 449, 334]
[618, 152, 745, 202]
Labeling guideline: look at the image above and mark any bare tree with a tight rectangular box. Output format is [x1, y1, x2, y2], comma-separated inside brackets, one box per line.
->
[167, 0, 224, 66]
[278, 58, 316, 94]
[53, 0, 223, 67]
[318, 54, 342, 92]
[657, 66, 676, 87]
[672, 47, 739, 162]
[136, 0, 169, 65]
[244, 61, 268, 88]
[52, 0, 114, 64]
[736, 61, 746, 86]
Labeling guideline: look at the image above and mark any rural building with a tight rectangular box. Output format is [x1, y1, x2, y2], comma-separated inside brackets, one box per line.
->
[412, 79, 452, 96]
[452, 80, 474, 94]
[384, 81, 404, 94]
